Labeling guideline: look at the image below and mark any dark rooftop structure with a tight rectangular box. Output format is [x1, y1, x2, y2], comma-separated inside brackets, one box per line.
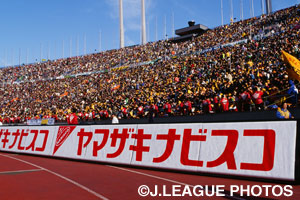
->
[170, 20, 209, 42]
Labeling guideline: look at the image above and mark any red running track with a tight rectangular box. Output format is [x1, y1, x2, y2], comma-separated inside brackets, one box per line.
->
[0, 152, 299, 200]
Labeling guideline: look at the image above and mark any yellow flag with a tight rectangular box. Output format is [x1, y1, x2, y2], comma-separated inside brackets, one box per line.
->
[282, 50, 300, 81]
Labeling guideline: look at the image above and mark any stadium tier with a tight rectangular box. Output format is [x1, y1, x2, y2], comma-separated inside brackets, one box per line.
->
[0, 4, 300, 124]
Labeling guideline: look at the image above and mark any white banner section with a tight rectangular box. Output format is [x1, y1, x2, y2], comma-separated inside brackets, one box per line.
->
[0, 121, 297, 180]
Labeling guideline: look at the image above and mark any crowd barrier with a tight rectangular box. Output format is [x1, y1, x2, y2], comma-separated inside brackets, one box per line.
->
[0, 121, 298, 181]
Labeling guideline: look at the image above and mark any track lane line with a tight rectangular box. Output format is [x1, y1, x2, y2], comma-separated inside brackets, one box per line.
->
[107, 165, 246, 200]
[0, 153, 109, 200]
[0, 168, 43, 174]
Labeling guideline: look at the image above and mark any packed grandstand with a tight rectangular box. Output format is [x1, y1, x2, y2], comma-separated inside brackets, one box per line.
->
[1, 4, 300, 124]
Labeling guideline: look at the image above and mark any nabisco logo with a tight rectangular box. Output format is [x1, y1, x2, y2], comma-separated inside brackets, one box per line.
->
[53, 126, 76, 155]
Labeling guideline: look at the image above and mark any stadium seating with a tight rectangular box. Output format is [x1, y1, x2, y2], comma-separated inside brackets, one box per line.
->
[0, 4, 300, 124]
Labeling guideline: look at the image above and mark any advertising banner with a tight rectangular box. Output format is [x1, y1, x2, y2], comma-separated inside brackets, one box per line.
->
[0, 121, 297, 180]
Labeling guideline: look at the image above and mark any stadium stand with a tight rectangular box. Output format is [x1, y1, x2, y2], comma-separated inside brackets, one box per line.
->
[1, 4, 300, 124]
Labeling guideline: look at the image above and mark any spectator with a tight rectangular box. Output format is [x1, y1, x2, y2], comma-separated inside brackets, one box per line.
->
[148, 104, 155, 123]
[163, 101, 172, 116]
[276, 102, 294, 119]
[220, 95, 229, 112]
[252, 87, 264, 111]
[287, 80, 298, 106]
[202, 97, 212, 114]
[68, 108, 78, 125]
[112, 114, 119, 124]
[239, 88, 252, 111]
[213, 95, 219, 113]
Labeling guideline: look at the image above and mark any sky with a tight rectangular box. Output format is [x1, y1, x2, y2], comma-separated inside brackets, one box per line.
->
[0, 0, 299, 67]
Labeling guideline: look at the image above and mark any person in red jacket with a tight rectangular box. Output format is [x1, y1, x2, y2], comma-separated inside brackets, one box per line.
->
[239, 88, 252, 111]
[151, 102, 159, 117]
[68, 108, 78, 125]
[84, 111, 89, 121]
[78, 111, 84, 120]
[5, 116, 10, 124]
[252, 87, 264, 111]
[137, 104, 144, 118]
[10, 116, 15, 124]
[25, 116, 31, 121]
[51, 113, 58, 122]
[15, 116, 21, 123]
[220, 95, 229, 112]
[202, 97, 212, 114]
[122, 106, 128, 118]
[163, 101, 172, 116]
[213, 95, 219, 113]
[91, 110, 96, 121]
[184, 99, 192, 115]
[103, 109, 109, 119]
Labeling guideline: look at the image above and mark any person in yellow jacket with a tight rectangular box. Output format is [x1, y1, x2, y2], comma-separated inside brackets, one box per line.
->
[276, 103, 294, 119]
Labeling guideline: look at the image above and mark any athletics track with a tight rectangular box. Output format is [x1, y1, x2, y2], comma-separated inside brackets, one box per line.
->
[0, 152, 299, 200]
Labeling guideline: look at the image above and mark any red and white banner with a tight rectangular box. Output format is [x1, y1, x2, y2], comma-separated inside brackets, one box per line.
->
[0, 121, 297, 180]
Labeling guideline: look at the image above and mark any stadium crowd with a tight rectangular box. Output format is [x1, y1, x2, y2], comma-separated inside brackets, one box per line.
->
[0, 4, 300, 124]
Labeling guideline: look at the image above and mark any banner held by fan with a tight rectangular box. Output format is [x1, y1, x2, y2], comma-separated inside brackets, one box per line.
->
[282, 50, 300, 81]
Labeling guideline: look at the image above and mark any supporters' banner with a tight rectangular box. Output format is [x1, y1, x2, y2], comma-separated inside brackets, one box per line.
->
[59, 91, 68, 98]
[111, 84, 120, 91]
[0, 121, 297, 180]
[282, 50, 300, 81]
[27, 119, 42, 126]
[111, 66, 128, 72]
[27, 118, 55, 126]
[11, 97, 19, 102]
[41, 118, 55, 125]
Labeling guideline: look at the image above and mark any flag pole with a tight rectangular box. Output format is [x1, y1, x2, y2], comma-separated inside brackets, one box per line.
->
[221, 0, 224, 26]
